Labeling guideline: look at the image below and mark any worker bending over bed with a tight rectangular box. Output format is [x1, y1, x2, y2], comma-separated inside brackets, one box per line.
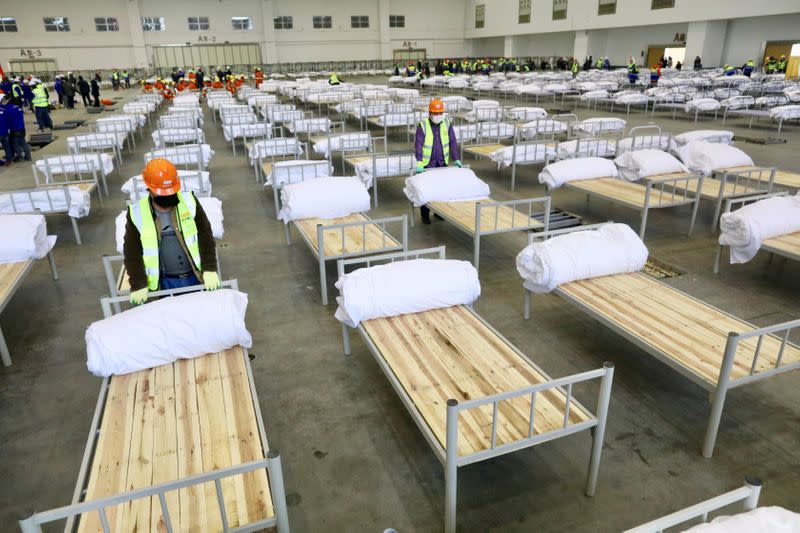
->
[414, 98, 461, 224]
[124, 158, 219, 305]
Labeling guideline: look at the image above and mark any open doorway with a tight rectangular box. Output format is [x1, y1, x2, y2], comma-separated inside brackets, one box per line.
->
[664, 47, 686, 66]
[647, 46, 685, 68]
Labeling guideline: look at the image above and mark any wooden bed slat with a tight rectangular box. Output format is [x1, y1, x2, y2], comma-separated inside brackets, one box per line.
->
[362, 306, 591, 457]
[558, 272, 800, 385]
[79, 347, 273, 532]
[720, 166, 800, 190]
[429, 199, 542, 234]
[0, 261, 31, 306]
[295, 213, 399, 257]
[763, 231, 800, 257]
[566, 175, 698, 209]
[463, 143, 505, 158]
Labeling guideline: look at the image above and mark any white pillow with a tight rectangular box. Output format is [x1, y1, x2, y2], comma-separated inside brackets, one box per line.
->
[278, 176, 370, 222]
[676, 141, 753, 176]
[538, 157, 619, 189]
[85, 289, 253, 377]
[334, 259, 481, 327]
[0, 214, 54, 263]
[673, 130, 734, 146]
[614, 149, 688, 181]
[403, 167, 490, 207]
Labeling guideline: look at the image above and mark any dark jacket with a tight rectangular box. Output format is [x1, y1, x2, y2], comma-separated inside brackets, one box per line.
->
[90, 79, 100, 96]
[62, 80, 76, 97]
[77, 79, 90, 95]
[6, 104, 25, 132]
[123, 193, 217, 291]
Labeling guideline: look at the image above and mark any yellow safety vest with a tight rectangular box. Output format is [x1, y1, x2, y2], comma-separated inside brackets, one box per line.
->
[419, 119, 450, 167]
[113, 72, 119, 80]
[31, 85, 48, 108]
[329, 73, 340, 84]
[129, 192, 201, 290]
[11, 83, 22, 97]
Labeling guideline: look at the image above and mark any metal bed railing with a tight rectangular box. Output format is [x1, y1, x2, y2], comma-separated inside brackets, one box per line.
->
[68, 133, 123, 166]
[623, 478, 762, 533]
[638, 173, 704, 239]
[251, 138, 307, 183]
[91, 120, 136, 151]
[0, 185, 86, 244]
[288, 214, 408, 305]
[269, 160, 333, 217]
[707, 167, 776, 231]
[32, 160, 103, 208]
[556, 137, 617, 160]
[145, 144, 207, 172]
[32, 153, 109, 197]
[153, 127, 204, 148]
[329, 132, 378, 173]
[130, 172, 210, 201]
[507, 139, 556, 191]
[360, 151, 416, 206]
[158, 114, 197, 129]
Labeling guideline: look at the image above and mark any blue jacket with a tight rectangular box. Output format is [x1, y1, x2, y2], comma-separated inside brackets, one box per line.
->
[54, 79, 63, 94]
[0, 80, 10, 95]
[6, 104, 25, 132]
[0, 105, 9, 136]
[23, 84, 33, 100]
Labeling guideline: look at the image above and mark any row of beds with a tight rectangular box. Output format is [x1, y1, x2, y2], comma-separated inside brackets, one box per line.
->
[12, 85, 800, 532]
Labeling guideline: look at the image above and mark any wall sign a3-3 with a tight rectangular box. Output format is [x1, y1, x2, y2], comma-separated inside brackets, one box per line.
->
[19, 49, 43, 58]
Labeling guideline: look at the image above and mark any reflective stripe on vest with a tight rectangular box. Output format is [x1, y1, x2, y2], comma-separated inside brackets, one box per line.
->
[31, 86, 48, 108]
[419, 119, 449, 167]
[129, 192, 201, 290]
[12, 84, 22, 97]
[329, 73, 340, 83]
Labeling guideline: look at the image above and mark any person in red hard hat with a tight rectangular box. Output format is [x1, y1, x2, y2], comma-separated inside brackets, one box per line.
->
[414, 98, 461, 224]
[123, 158, 219, 305]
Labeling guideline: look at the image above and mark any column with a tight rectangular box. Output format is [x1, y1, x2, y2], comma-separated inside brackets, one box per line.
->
[504, 35, 515, 58]
[260, 1, 279, 65]
[685, 20, 728, 68]
[126, 0, 149, 68]
[572, 31, 588, 60]
[378, 0, 392, 60]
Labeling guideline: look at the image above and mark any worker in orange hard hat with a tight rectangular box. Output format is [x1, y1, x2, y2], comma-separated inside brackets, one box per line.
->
[123, 158, 219, 305]
[254, 67, 264, 88]
[414, 98, 461, 224]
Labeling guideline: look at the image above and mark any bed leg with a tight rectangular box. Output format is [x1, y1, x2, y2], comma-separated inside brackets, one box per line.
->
[267, 450, 292, 533]
[342, 324, 351, 355]
[409, 204, 415, 228]
[71, 217, 82, 245]
[319, 257, 328, 306]
[713, 245, 723, 275]
[638, 207, 649, 240]
[688, 195, 701, 237]
[585, 362, 614, 497]
[18, 515, 42, 533]
[523, 289, 532, 320]
[711, 196, 724, 233]
[473, 234, 481, 272]
[0, 326, 12, 366]
[444, 399, 459, 533]
[702, 333, 737, 459]
[284, 222, 292, 245]
[46, 249, 59, 280]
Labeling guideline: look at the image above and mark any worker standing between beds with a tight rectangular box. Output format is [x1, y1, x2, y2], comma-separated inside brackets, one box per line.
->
[414, 99, 461, 225]
[124, 158, 220, 305]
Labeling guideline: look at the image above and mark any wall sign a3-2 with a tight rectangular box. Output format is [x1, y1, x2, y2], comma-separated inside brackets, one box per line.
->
[20, 49, 43, 58]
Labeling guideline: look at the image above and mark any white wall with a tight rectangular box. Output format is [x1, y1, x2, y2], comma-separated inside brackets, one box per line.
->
[721, 13, 800, 66]
[470, 38, 505, 58]
[600, 23, 688, 66]
[514, 32, 574, 58]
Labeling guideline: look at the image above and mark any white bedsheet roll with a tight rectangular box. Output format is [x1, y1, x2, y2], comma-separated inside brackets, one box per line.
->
[114, 197, 224, 254]
[538, 157, 619, 189]
[335, 259, 481, 328]
[719, 192, 800, 263]
[676, 141, 753, 176]
[0, 187, 91, 218]
[403, 167, 490, 207]
[682, 506, 800, 533]
[673, 130, 734, 147]
[516, 223, 648, 293]
[85, 289, 252, 377]
[0, 214, 56, 263]
[278, 176, 370, 222]
[354, 155, 415, 188]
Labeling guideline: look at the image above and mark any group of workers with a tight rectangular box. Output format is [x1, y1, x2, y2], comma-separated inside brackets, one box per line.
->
[111, 69, 131, 90]
[0, 93, 31, 165]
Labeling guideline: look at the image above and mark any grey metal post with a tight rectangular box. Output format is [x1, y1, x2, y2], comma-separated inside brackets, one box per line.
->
[687, 175, 703, 237]
[401, 215, 409, 252]
[585, 362, 614, 497]
[409, 203, 416, 228]
[317, 224, 328, 305]
[267, 450, 291, 533]
[70, 217, 82, 245]
[284, 221, 292, 245]
[444, 399, 459, 533]
[474, 202, 482, 271]
[638, 205, 649, 240]
[18, 515, 43, 533]
[510, 139, 518, 191]
[0, 326, 11, 366]
[342, 324, 351, 355]
[47, 250, 59, 280]
[523, 289, 531, 320]
[702, 332, 739, 459]
[743, 477, 762, 510]
[713, 244, 723, 275]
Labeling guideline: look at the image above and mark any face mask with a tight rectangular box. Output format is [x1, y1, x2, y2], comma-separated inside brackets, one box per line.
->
[152, 194, 179, 208]
[431, 114, 444, 124]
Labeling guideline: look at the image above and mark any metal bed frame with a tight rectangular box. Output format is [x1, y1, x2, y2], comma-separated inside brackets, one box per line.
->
[408, 195, 554, 271]
[610, 94, 650, 115]
[713, 191, 798, 273]
[153, 128, 205, 148]
[522, 225, 800, 458]
[325, 132, 383, 174]
[129, 172, 211, 201]
[67, 133, 124, 167]
[0, 250, 58, 366]
[32, 153, 110, 199]
[624, 478, 762, 533]
[145, 144, 209, 172]
[18, 281, 291, 533]
[158, 114, 198, 130]
[366, 110, 425, 144]
[704, 167, 776, 232]
[344, 151, 415, 206]
[251, 138, 308, 184]
[91, 119, 137, 151]
[556, 137, 618, 160]
[337, 246, 614, 533]
[1, 185, 88, 244]
[225, 119, 276, 156]
[32, 161, 104, 209]
[286, 213, 408, 305]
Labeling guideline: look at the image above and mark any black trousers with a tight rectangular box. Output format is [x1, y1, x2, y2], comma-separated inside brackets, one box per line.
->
[92, 95, 100, 107]
[80, 93, 90, 106]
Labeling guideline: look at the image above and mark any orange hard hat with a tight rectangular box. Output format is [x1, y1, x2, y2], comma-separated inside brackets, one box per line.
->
[142, 158, 181, 196]
[429, 99, 445, 114]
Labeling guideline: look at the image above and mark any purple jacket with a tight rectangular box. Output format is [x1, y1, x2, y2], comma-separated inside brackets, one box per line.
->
[415, 118, 460, 168]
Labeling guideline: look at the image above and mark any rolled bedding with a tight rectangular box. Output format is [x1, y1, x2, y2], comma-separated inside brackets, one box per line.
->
[676, 141, 753, 176]
[614, 149, 688, 181]
[516, 223, 648, 293]
[682, 506, 800, 533]
[0, 214, 56, 263]
[86, 289, 253, 377]
[278, 176, 370, 222]
[719, 192, 800, 263]
[335, 259, 481, 327]
[538, 157, 619, 189]
[672, 130, 734, 147]
[403, 167, 490, 207]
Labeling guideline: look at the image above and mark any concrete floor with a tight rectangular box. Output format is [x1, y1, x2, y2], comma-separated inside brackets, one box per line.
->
[0, 78, 798, 532]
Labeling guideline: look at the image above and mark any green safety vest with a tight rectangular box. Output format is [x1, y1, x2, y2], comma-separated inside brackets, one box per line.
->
[329, 73, 340, 83]
[129, 192, 201, 291]
[595, 59, 604, 68]
[11, 83, 22, 97]
[113, 72, 119, 80]
[419, 119, 450, 167]
[778, 59, 787, 70]
[628, 62, 638, 74]
[571, 63, 578, 73]
[31, 85, 48, 107]
[767, 60, 777, 70]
